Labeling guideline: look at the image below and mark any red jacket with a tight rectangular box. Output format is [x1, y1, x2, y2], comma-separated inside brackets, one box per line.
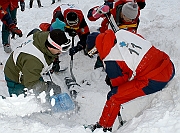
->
[0, 0, 24, 11]
[51, 6, 90, 38]
[105, 0, 145, 3]
[96, 29, 174, 128]
[96, 30, 174, 87]
[40, 5, 90, 48]
[88, 0, 140, 33]
[0, 6, 13, 26]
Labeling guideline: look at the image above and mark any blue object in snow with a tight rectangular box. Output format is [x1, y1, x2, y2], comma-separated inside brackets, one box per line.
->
[50, 93, 75, 112]
[50, 18, 66, 31]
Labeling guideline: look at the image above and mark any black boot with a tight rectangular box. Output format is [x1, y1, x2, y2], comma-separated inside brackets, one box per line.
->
[51, 0, 55, 4]
[37, 0, 43, 8]
[29, 0, 33, 8]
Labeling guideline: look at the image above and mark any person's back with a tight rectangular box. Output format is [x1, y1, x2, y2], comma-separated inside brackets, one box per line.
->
[85, 29, 175, 131]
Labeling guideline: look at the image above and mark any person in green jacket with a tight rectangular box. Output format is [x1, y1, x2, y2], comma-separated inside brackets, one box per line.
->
[4, 29, 70, 97]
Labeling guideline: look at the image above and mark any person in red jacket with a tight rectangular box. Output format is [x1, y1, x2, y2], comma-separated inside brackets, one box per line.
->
[88, 1, 140, 33]
[88, 1, 140, 69]
[86, 29, 175, 132]
[104, 0, 146, 10]
[39, 4, 90, 56]
[0, 0, 25, 53]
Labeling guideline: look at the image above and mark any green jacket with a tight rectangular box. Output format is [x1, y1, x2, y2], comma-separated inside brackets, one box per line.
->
[4, 31, 57, 88]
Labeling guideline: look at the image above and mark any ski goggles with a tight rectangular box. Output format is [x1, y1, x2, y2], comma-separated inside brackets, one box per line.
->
[47, 34, 71, 52]
[59, 42, 71, 52]
[66, 18, 79, 26]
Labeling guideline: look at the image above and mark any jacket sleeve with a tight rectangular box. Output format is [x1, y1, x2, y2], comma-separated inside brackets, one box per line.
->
[51, 6, 64, 23]
[27, 80, 48, 96]
[76, 18, 90, 48]
[87, 6, 103, 21]
[0, 8, 13, 26]
[105, 60, 132, 87]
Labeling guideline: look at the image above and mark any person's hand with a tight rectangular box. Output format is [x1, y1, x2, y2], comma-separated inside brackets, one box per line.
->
[68, 29, 77, 37]
[137, 2, 146, 9]
[46, 81, 61, 95]
[20, 1, 25, 11]
[8, 24, 23, 37]
[97, 5, 110, 14]
[92, 5, 110, 18]
[69, 46, 78, 56]
[69, 42, 83, 56]
[65, 27, 77, 37]
[50, 60, 60, 73]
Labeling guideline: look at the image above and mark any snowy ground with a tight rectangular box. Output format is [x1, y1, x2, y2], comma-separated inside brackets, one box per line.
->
[0, 0, 180, 133]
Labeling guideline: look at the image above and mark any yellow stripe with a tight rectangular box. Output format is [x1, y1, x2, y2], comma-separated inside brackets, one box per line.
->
[119, 23, 137, 29]
[65, 26, 79, 30]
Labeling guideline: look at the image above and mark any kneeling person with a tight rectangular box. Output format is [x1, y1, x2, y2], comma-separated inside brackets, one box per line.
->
[4, 29, 70, 97]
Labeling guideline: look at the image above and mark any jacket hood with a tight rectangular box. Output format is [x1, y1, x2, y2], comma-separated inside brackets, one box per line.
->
[96, 30, 116, 60]
[33, 31, 57, 65]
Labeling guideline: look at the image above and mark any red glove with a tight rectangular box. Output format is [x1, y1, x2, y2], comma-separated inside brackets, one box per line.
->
[8, 24, 23, 37]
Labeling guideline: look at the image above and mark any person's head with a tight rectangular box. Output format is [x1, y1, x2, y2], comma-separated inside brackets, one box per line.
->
[45, 29, 71, 55]
[86, 32, 100, 57]
[121, 2, 138, 22]
[50, 18, 66, 31]
[66, 12, 79, 26]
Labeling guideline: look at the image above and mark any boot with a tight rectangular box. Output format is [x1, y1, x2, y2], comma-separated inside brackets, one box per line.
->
[37, 0, 43, 8]
[29, 0, 33, 8]
[51, 0, 55, 4]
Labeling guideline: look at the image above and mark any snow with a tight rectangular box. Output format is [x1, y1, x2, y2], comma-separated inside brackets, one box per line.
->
[0, 0, 180, 132]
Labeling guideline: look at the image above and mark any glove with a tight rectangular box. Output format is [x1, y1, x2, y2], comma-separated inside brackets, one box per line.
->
[137, 2, 146, 9]
[8, 24, 23, 37]
[20, 1, 25, 11]
[50, 59, 60, 73]
[92, 5, 110, 18]
[69, 42, 83, 56]
[105, 75, 113, 90]
[46, 81, 61, 95]
[65, 27, 77, 37]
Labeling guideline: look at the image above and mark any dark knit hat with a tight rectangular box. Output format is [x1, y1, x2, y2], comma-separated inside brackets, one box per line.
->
[86, 32, 100, 56]
[48, 29, 70, 50]
[122, 2, 138, 19]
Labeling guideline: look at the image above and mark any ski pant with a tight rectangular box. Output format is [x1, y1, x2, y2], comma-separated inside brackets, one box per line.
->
[2, 7, 17, 45]
[5, 75, 26, 97]
[5, 75, 44, 97]
[30, 0, 42, 8]
[99, 61, 175, 128]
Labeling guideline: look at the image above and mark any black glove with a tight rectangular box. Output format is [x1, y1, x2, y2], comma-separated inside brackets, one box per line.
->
[50, 58, 60, 73]
[65, 28, 77, 37]
[46, 81, 61, 95]
[105, 75, 113, 90]
[20, 1, 25, 11]
[69, 42, 83, 56]
[137, 2, 146, 10]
